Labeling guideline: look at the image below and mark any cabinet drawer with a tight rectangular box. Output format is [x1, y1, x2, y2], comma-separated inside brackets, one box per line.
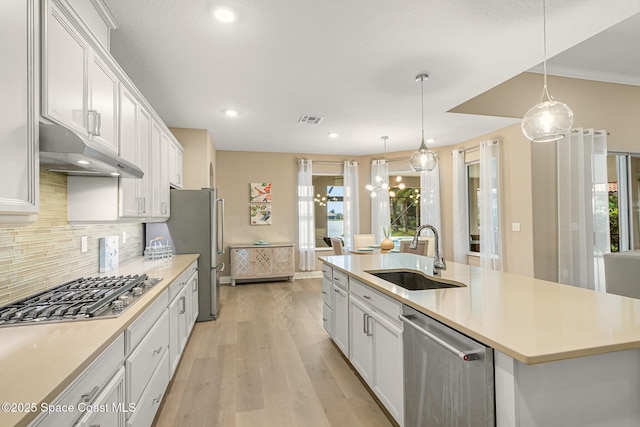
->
[332, 269, 349, 290]
[323, 303, 333, 336]
[126, 290, 169, 353]
[126, 350, 170, 427]
[75, 367, 126, 427]
[322, 263, 332, 280]
[126, 310, 169, 406]
[322, 277, 333, 307]
[350, 278, 401, 321]
[168, 267, 191, 302]
[31, 334, 125, 427]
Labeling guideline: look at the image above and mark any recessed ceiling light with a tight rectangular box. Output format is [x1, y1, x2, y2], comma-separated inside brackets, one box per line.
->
[328, 133, 339, 138]
[224, 109, 238, 117]
[214, 8, 235, 23]
[77, 160, 90, 165]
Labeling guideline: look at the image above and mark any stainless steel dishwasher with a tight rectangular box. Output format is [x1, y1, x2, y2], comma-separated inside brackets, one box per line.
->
[400, 305, 495, 427]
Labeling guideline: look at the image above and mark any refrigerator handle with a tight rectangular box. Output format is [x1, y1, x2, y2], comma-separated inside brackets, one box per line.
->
[216, 198, 225, 254]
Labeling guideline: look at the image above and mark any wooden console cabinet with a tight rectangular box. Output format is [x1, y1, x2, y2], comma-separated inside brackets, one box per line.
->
[229, 243, 295, 286]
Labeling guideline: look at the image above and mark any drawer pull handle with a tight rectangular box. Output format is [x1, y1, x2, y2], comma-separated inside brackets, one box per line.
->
[90, 424, 101, 427]
[322, 317, 327, 322]
[321, 291, 327, 294]
[81, 385, 99, 403]
[152, 393, 162, 405]
[153, 346, 163, 355]
[363, 295, 371, 300]
[334, 289, 340, 293]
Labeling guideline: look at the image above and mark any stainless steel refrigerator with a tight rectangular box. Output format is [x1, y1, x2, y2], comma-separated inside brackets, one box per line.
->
[146, 188, 224, 321]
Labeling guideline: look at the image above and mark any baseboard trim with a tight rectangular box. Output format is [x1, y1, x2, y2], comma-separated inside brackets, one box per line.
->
[220, 270, 322, 285]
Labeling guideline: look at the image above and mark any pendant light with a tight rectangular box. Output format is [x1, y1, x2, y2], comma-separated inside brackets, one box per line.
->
[521, 0, 573, 143]
[410, 73, 438, 172]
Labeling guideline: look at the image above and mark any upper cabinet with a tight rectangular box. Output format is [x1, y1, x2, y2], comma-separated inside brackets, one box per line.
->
[169, 140, 183, 189]
[43, 0, 184, 223]
[0, 0, 39, 222]
[42, 0, 118, 153]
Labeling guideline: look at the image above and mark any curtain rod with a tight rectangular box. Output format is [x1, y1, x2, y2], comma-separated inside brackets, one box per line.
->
[570, 129, 610, 135]
[311, 160, 355, 165]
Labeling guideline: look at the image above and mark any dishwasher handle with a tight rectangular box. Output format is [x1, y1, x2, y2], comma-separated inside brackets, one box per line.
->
[399, 314, 483, 362]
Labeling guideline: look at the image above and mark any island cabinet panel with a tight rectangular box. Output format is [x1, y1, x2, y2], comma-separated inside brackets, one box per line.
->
[348, 295, 373, 383]
[494, 348, 640, 427]
[371, 310, 403, 425]
[332, 283, 349, 356]
[229, 244, 295, 286]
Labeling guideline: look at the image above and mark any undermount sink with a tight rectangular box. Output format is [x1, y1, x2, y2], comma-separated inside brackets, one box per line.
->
[366, 269, 466, 291]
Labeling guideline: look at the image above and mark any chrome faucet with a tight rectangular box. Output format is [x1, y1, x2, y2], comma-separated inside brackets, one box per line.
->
[410, 224, 446, 275]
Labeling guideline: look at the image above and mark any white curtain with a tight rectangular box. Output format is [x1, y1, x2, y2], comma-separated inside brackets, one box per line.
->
[452, 150, 468, 264]
[479, 140, 502, 271]
[419, 163, 442, 247]
[297, 159, 315, 271]
[557, 128, 610, 291]
[370, 160, 390, 243]
[343, 161, 360, 250]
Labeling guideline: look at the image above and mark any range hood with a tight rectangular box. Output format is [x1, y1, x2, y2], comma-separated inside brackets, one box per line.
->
[39, 122, 144, 179]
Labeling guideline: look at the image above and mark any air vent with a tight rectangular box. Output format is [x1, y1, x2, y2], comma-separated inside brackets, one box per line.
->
[298, 115, 324, 124]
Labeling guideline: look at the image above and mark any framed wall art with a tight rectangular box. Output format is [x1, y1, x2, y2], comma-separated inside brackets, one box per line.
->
[250, 182, 272, 203]
[250, 204, 272, 225]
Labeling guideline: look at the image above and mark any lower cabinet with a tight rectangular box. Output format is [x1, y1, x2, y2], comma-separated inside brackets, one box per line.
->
[229, 243, 295, 285]
[322, 261, 404, 427]
[75, 367, 127, 427]
[29, 261, 199, 427]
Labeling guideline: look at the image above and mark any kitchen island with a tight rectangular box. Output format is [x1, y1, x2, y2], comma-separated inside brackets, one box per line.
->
[0, 254, 199, 427]
[320, 253, 640, 426]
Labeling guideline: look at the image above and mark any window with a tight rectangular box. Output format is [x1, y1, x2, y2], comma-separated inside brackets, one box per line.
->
[312, 175, 344, 248]
[467, 162, 480, 252]
[389, 174, 420, 238]
[608, 153, 640, 251]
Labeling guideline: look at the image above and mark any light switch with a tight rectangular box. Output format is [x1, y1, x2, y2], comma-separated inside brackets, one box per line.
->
[81, 236, 88, 253]
[512, 223, 521, 232]
[122, 231, 127, 244]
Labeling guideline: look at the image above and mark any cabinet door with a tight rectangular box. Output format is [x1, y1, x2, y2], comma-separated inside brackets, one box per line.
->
[272, 246, 294, 276]
[159, 131, 171, 217]
[349, 296, 373, 383]
[168, 141, 183, 188]
[232, 249, 254, 279]
[372, 311, 404, 425]
[119, 85, 139, 217]
[44, 1, 88, 135]
[88, 51, 118, 152]
[75, 367, 126, 427]
[332, 284, 349, 357]
[168, 286, 187, 376]
[0, 0, 38, 216]
[150, 122, 164, 217]
[189, 272, 199, 325]
[175, 147, 183, 188]
[252, 247, 273, 276]
[137, 107, 152, 215]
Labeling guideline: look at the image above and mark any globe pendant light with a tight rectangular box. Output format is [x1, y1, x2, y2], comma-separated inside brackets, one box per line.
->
[521, 0, 573, 143]
[410, 73, 438, 172]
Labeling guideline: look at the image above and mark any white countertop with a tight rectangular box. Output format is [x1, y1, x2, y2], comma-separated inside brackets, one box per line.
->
[0, 254, 199, 427]
[320, 253, 640, 365]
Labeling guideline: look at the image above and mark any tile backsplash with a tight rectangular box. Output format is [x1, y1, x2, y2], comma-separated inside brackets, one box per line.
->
[0, 172, 143, 305]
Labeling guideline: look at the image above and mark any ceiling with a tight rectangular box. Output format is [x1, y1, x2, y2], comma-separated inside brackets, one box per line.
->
[102, 0, 640, 156]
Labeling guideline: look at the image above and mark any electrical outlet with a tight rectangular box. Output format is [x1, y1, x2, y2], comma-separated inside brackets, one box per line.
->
[122, 231, 127, 244]
[81, 236, 88, 253]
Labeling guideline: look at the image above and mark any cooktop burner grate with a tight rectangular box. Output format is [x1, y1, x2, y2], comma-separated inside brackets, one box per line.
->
[0, 274, 161, 327]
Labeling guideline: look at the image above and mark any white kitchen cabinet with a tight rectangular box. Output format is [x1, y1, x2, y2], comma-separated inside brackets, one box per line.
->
[349, 295, 373, 384]
[229, 244, 295, 286]
[43, 0, 118, 153]
[151, 123, 170, 218]
[30, 334, 125, 427]
[0, 0, 39, 220]
[348, 279, 404, 426]
[125, 351, 169, 427]
[168, 283, 188, 376]
[169, 139, 184, 189]
[332, 283, 349, 356]
[88, 50, 118, 152]
[119, 88, 153, 219]
[75, 367, 127, 427]
[119, 84, 140, 217]
[188, 270, 199, 327]
[43, 0, 89, 136]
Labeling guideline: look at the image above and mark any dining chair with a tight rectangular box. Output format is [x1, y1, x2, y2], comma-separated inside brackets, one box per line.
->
[330, 237, 344, 255]
[353, 234, 376, 248]
[400, 240, 429, 256]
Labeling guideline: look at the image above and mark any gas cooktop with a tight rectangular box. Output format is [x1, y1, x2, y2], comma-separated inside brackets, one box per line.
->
[0, 274, 161, 327]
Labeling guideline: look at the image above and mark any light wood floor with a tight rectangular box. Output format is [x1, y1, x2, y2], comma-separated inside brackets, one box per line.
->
[154, 278, 393, 427]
